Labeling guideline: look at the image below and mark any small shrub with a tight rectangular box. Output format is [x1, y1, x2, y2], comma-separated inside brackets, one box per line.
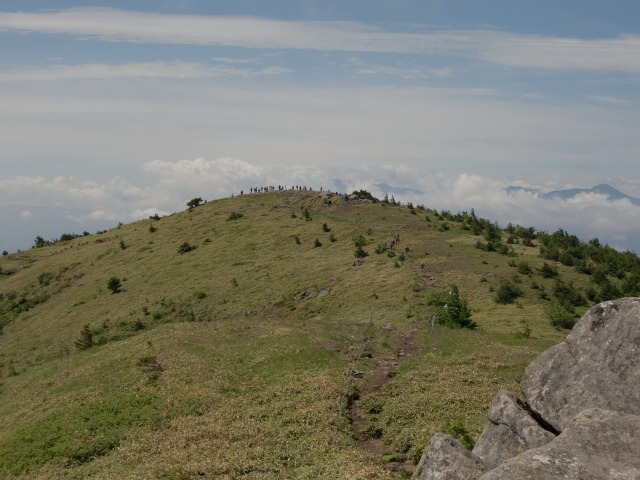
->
[38, 271, 54, 286]
[107, 276, 122, 294]
[178, 242, 196, 254]
[294, 235, 301, 245]
[322, 223, 331, 232]
[314, 238, 322, 248]
[119, 239, 127, 250]
[75, 324, 94, 351]
[428, 285, 476, 329]
[353, 234, 366, 247]
[303, 207, 312, 221]
[148, 225, 157, 233]
[449, 424, 475, 450]
[354, 245, 369, 258]
[194, 291, 207, 299]
[227, 211, 243, 221]
[361, 424, 383, 439]
[119, 320, 145, 332]
[494, 280, 522, 304]
[329, 233, 337, 243]
[538, 262, 559, 278]
[547, 301, 577, 329]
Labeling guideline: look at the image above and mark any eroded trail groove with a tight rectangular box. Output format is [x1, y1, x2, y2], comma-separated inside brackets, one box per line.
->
[349, 328, 420, 473]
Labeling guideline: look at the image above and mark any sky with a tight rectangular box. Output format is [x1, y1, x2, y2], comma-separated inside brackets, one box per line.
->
[1, 1, 639, 253]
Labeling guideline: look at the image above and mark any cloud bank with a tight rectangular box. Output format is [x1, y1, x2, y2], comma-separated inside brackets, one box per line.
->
[1, 158, 639, 253]
[1, 8, 639, 72]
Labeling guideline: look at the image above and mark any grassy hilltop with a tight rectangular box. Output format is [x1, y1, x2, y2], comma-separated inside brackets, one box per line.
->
[0, 190, 634, 479]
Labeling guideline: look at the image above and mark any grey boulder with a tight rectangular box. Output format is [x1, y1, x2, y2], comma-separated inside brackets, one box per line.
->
[521, 298, 640, 432]
[480, 408, 640, 480]
[414, 433, 485, 480]
[472, 390, 555, 470]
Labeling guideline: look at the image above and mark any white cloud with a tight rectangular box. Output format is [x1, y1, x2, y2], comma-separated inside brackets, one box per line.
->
[0, 61, 291, 82]
[20, 210, 34, 220]
[1, 8, 639, 72]
[2, 162, 640, 253]
[2, 78, 637, 191]
[587, 95, 632, 107]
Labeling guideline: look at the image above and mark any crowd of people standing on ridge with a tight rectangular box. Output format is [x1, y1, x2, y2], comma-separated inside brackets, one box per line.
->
[243, 185, 321, 195]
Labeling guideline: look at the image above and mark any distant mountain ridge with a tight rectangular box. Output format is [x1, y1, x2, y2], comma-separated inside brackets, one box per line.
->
[505, 184, 640, 206]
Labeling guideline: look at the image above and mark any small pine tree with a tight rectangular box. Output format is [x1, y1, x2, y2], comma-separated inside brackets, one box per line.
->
[322, 223, 331, 232]
[303, 207, 312, 221]
[314, 238, 322, 248]
[329, 233, 337, 243]
[75, 324, 94, 350]
[353, 234, 366, 247]
[429, 284, 476, 329]
[107, 276, 122, 294]
[494, 280, 522, 304]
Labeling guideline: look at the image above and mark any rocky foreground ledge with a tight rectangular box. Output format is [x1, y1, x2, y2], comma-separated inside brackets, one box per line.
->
[413, 297, 640, 480]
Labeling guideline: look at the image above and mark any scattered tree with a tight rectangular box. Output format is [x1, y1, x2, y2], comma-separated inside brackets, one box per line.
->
[107, 276, 122, 294]
[34, 235, 49, 248]
[353, 234, 366, 248]
[186, 197, 204, 209]
[538, 262, 559, 278]
[75, 324, 94, 350]
[494, 280, 523, 304]
[429, 284, 476, 329]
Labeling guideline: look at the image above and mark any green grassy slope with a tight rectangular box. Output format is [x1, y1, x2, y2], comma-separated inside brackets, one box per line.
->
[0, 190, 610, 479]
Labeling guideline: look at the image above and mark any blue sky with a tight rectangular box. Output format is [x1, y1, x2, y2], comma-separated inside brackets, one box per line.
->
[1, 1, 639, 252]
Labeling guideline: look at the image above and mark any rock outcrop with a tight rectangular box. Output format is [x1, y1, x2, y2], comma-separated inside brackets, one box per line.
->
[414, 434, 485, 480]
[481, 408, 640, 480]
[413, 298, 640, 479]
[521, 297, 640, 432]
[471, 390, 555, 471]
